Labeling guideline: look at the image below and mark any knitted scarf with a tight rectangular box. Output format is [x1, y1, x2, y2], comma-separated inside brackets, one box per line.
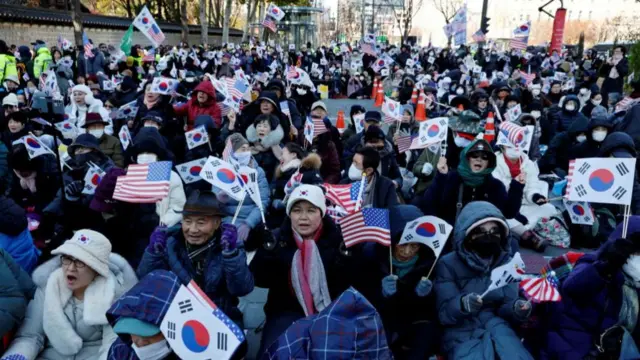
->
[290, 223, 331, 316]
[14, 169, 37, 193]
[503, 154, 522, 178]
[457, 160, 493, 187]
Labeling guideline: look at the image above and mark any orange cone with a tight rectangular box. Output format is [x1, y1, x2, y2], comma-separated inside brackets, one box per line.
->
[484, 111, 496, 143]
[415, 89, 427, 121]
[336, 110, 346, 134]
[410, 85, 418, 104]
[371, 78, 378, 99]
[375, 82, 384, 107]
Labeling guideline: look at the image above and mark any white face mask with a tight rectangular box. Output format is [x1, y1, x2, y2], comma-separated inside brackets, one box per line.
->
[137, 154, 158, 164]
[623, 254, 640, 285]
[532, 89, 541, 96]
[530, 110, 541, 119]
[592, 130, 607, 142]
[576, 135, 587, 143]
[454, 135, 472, 148]
[144, 124, 160, 130]
[296, 88, 307, 95]
[456, 88, 464, 95]
[592, 99, 602, 106]
[348, 163, 363, 181]
[234, 151, 252, 166]
[132, 339, 172, 360]
[565, 103, 576, 112]
[504, 147, 521, 159]
[88, 129, 104, 139]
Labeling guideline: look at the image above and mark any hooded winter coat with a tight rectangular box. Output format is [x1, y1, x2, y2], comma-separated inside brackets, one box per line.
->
[538, 114, 589, 175]
[0, 196, 40, 273]
[246, 122, 285, 182]
[0, 248, 36, 346]
[173, 80, 222, 130]
[2, 254, 137, 360]
[569, 111, 614, 160]
[33, 47, 52, 79]
[435, 201, 534, 360]
[77, 49, 106, 78]
[137, 226, 254, 325]
[598, 132, 640, 214]
[66, 86, 114, 135]
[267, 79, 303, 129]
[106, 270, 182, 360]
[554, 95, 589, 133]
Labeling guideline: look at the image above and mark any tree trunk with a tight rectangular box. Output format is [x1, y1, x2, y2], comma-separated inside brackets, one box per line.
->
[242, 0, 258, 42]
[200, 0, 208, 45]
[70, 0, 84, 47]
[180, 0, 188, 42]
[257, 1, 265, 39]
[222, 0, 233, 43]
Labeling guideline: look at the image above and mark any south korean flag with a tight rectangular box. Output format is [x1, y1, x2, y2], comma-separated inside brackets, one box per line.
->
[563, 199, 594, 226]
[185, 126, 209, 150]
[200, 156, 245, 201]
[567, 158, 637, 206]
[161, 284, 244, 360]
[399, 215, 452, 258]
[177, 157, 207, 184]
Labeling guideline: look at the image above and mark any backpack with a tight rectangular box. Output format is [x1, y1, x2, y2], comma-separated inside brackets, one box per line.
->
[532, 215, 571, 248]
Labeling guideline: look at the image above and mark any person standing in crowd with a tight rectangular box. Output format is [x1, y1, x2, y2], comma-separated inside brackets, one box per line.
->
[599, 45, 629, 107]
[0, 40, 18, 86]
[173, 78, 222, 130]
[31, 40, 52, 79]
[343, 146, 398, 209]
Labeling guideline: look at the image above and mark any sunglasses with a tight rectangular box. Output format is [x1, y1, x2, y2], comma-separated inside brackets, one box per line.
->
[468, 152, 489, 161]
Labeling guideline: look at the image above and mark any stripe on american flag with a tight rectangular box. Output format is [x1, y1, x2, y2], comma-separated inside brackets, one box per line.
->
[113, 161, 171, 203]
[339, 208, 391, 248]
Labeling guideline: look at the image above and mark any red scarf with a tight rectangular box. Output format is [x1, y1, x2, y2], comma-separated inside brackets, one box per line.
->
[504, 154, 521, 178]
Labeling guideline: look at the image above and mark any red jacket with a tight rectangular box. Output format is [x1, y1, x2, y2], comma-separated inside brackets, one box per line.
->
[174, 81, 222, 130]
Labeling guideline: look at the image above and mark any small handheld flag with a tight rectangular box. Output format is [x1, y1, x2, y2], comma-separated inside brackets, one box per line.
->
[113, 161, 172, 203]
[176, 158, 208, 184]
[566, 157, 637, 206]
[200, 156, 245, 201]
[481, 252, 526, 298]
[399, 215, 452, 258]
[340, 208, 391, 248]
[520, 273, 561, 303]
[185, 126, 210, 150]
[118, 125, 133, 150]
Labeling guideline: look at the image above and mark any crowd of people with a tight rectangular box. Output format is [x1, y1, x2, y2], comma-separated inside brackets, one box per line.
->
[1, 34, 640, 360]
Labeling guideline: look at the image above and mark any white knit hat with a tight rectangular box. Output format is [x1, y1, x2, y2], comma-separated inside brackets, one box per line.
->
[72, 84, 91, 95]
[286, 184, 326, 217]
[51, 229, 112, 277]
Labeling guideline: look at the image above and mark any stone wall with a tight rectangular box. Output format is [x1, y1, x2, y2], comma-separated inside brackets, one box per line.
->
[0, 22, 240, 47]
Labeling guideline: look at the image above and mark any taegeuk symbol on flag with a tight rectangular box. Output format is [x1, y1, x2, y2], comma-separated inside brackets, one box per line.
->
[562, 199, 594, 225]
[176, 157, 207, 184]
[82, 164, 106, 195]
[520, 273, 561, 303]
[185, 126, 209, 150]
[150, 77, 178, 95]
[118, 125, 133, 150]
[20, 134, 55, 159]
[416, 117, 449, 147]
[566, 157, 637, 206]
[481, 252, 526, 298]
[381, 97, 403, 123]
[200, 156, 245, 201]
[398, 215, 452, 258]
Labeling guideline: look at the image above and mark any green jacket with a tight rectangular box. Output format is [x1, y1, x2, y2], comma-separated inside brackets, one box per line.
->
[33, 48, 52, 79]
[99, 134, 124, 168]
[0, 54, 18, 84]
[412, 145, 441, 195]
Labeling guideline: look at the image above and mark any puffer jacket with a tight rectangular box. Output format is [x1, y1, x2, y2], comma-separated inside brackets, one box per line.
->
[173, 80, 222, 130]
[2, 253, 137, 360]
[0, 53, 18, 84]
[435, 201, 534, 360]
[136, 227, 254, 325]
[0, 248, 36, 342]
[33, 47, 52, 79]
[568, 112, 614, 160]
[97, 134, 124, 168]
[538, 114, 589, 175]
[0, 196, 40, 273]
[555, 95, 589, 133]
[246, 123, 285, 182]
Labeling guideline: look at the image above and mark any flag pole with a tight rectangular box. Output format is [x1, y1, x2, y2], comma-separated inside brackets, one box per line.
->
[354, 173, 367, 212]
[389, 246, 393, 275]
[231, 191, 247, 225]
[622, 204, 631, 239]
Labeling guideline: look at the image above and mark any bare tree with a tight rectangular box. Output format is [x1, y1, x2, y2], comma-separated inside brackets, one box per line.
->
[432, 0, 463, 46]
[242, 0, 260, 41]
[222, 0, 234, 42]
[200, 0, 208, 45]
[180, 0, 189, 42]
[385, 0, 423, 44]
[70, 0, 84, 47]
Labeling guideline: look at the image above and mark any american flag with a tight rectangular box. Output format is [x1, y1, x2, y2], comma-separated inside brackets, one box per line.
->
[471, 29, 486, 43]
[520, 275, 561, 303]
[499, 121, 525, 145]
[113, 161, 172, 203]
[324, 182, 362, 213]
[143, 48, 155, 62]
[82, 32, 94, 58]
[262, 16, 277, 32]
[228, 78, 248, 105]
[396, 134, 413, 152]
[222, 138, 233, 162]
[383, 115, 398, 124]
[615, 96, 640, 113]
[409, 135, 429, 150]
[340, 208, 391, 248]
[148, 24, 165, 44]
[519, 70, 536, 86]
[565, 160, 575, 198]
[286, 66, 298, 79]
[509, 37, 528, 51]
[305, 116, 329, 139]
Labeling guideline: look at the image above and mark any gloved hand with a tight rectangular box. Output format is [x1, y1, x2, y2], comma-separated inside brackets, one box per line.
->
[64, 180, 84, 201]
[513, 299, 532, 318]
[532, 193, 547, 205]
[148, 225, 168, 254]
[237, 223, 251, 242]
[221, 223, 240, 253]
[422, 163, 434, 176]
[216, 191, 230, 204]
[599, 238, 635, 273]
[381, 275, 398, 298]
[461, 293, 483, 314]
[415, 277, 433, 297]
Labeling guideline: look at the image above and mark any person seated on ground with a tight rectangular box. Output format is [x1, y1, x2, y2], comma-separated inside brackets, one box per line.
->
[355, 205, 439, 359]
[0, 248, 36, 354]
[341, 146, 398, 209]
[341, 104, 366, 151]
[250, 185, 355, 355]
[435, 201, 533, 360]
[2, 230, 137, 360]
[598, 132, 640, 215]
[246, 114, 284, 181]
[106, 270, 182, 360]
[568, 105, 613, 161]
[420, 139, 523, 226]
[492, 145, 556, 252]
[514, 113, 542, 162]
[82, 112, 124, 167]
[297, 116, 341, 184]
[0, 196, 40, 273]
[535, 218, 640, 359]
[363, 126, 403, 188]
[538, 111, 588, 176]
[388, 104, 420, 168]
[137, 190, 254, 331]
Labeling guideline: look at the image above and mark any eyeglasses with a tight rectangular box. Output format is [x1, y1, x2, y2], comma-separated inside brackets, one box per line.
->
[468, 152, 489, 160]
[60, 255, 87, 268]
[470, 227, 502, 240]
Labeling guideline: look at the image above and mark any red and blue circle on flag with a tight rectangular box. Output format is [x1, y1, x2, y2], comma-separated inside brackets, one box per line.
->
[415, 222, 437, 237]
[571, 204, 585, 216]
[192, 132, 202, 142]
[589, 169, 615, 192]
[181, 320, 209, 353]
[142, 17, 149, 24]
[63, 123, 73, 130]
[26, 138, 40, 149]
[91, 174, 101, 186]
[216, 168, 236, 184]
[427, 124, 440, 137]
[159, 82, 169, 91]
[189, 166, 202, 176]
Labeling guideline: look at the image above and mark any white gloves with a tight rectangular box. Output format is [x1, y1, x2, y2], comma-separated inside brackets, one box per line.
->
[422, 163, 434, 176]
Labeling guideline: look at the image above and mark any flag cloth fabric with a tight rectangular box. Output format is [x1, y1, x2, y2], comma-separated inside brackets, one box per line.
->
[360, 43, 377, 57]
[505, 104, 522, 122]
[363, 33, 376, 44]
[566, 157, 637, 206]
[562, 199, 594, 225]
[266, 3, 286, 21]
[176, 157, 207, 184]
[519, 70, 536, 86]
[82, 32, 94, 58]
[324, 182, 362, 213]
[20, 134, 55, 159]
[415, 117, 448, 147]
[117, 100, 139, 120]
[615, 96, 640, 113]
[398, 215, 452, 258]
[54, 120, 78, 139]
[513, 21, 531, 37]
[280, 101, 290, 117]
[120, 24, 134, 54]
[133, 6, 165, 47]
[82, 165, 105, 195]
[496, 121, 533, 151]
[303, 116, 328, 144]
[396, 134, 413, 153]
[482, 252, 526, 296]
[472, 29, 486, 43]
[520, 275, 561, 303]
[340, 208, 391, 248]
[142, 48, 155, 62]
[262, 16, 277, 33]
[185, 126, 209, 150]
[150, 77, 178, 95]
[510, 37, 528, 51]
[221, 138, 233, 162]
[113, 161, 172, 203]
[200, 157, 245, 201]
[353, 113, 365, 134]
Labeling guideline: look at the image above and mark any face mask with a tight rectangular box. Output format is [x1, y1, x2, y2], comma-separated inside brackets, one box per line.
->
[296, 88, 307, 95]
[89, 129, 104, 139]
[137, 154, 158, 164]
[623, 255, 640, 284]
[592, 99, 602, 106]
[132, 340, 172, 360]
[348, 163, 363, 181]
[504, 147, 521, 159]
[532, 89, 541, 96]
[576, 135, 587, 143]
[456, 88, 464, 95]
[186, 77, 195, 83]
[234, 151, 252, 165]
[579, 88, 587, 95]
[592, 130, 607, 142]
[73, 153, 93, 167]
[468, 232, 502, 259]
[530, 111, 541, 119]
[565, 103, 576, 112]
[454, 135, 472, 148]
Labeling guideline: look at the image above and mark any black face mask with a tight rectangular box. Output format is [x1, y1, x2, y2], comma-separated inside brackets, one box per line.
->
[467, 232, 502, 259]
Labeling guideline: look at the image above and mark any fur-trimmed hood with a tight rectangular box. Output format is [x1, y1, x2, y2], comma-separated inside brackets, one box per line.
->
[301, 152, 322, 170]
[246, 123, 285, 148]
